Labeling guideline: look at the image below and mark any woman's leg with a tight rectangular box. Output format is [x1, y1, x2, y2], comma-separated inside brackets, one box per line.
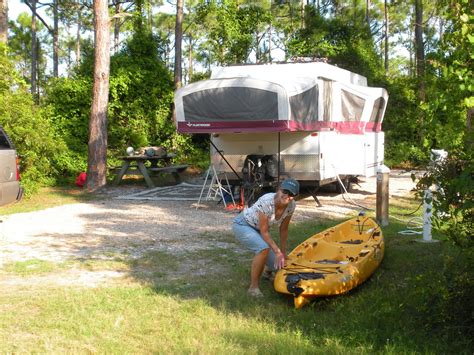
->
[233, 215, 271, 295]
[250, 248, 269, 290]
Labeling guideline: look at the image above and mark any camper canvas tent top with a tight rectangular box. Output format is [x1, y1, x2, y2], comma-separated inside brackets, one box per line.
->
[174, 62, 388, 134]
[174, 62, 388, 197]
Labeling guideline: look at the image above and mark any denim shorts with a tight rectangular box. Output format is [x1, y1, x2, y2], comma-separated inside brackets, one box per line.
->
[232, 213, 276, 270]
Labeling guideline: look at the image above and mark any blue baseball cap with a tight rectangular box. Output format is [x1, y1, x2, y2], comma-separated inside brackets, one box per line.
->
[280, 178, 300, 196]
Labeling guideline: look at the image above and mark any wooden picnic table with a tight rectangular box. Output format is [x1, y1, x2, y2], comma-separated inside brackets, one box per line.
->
[113, 154, 188, 188]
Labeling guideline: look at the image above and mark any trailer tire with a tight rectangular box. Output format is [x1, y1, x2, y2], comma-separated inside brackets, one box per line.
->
[335, 176, 351, 194]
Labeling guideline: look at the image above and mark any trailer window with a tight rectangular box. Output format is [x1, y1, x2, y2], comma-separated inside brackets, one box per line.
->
[289, 85, 319, 124]
[369, 97, 385, 123]
[322, 80, 332, 121]
[183, 87, 278, 121]
[341, 89, 365, 121]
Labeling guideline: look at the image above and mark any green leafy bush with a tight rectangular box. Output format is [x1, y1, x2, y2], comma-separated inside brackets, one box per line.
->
[0, 49, 64, 195]
[287, 9, 384, 82]
[44, 77, 92, 176]
[107, 31, 198, 161]
[44, 30, 205, 178]
[385, 142, 429, 168]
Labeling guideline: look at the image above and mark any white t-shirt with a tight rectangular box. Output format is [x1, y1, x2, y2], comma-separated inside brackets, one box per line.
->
[243, 193, 296, 230]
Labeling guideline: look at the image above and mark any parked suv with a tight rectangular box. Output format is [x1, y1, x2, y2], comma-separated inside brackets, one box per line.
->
[0, 126, 23, 206]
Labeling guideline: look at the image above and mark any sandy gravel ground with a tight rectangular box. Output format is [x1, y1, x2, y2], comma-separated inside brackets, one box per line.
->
[0, 170, 419, 286]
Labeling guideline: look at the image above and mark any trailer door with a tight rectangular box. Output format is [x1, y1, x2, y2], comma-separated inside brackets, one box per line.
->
[364, 132, 384, 177]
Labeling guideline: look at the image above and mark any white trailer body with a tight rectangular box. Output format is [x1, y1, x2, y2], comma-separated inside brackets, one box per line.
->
[174, 62, 388, 187]
[210, 131, 384, 184]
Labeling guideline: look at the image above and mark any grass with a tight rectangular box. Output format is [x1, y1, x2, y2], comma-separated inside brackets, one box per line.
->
[2, 259, 69, 276]
[0, 194, 472, 353]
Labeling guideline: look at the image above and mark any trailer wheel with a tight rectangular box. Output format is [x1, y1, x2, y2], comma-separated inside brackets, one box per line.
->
[335, 176, 351, 194]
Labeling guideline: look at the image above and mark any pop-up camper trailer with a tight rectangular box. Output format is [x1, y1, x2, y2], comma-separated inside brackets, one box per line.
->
[174, 62, 388, 199]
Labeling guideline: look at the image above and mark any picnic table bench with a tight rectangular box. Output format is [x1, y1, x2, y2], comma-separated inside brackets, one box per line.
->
[149, 164, 189, 183]
[112, 154, 188, 188]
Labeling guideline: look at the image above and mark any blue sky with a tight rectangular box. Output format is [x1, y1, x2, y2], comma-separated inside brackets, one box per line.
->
[10, 0, 48, 23]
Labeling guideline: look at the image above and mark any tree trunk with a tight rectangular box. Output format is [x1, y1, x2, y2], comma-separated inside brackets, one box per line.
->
[301, 0, 305, 28]
[255, 31, 260, 63]
[146, 0, 152, 31]
[87, 0, 110, 192]
[365, 0, 370, 24]
[76, 5, 81, 64]
[31, 0, 37, 98]
[467, 107, 474, 149]
[174, 0, 183, 89]
[67, 45, 71, 73]
[0, 0, 7, 44]
[53, 0, 59, 77]
[408, 25, 413, 77]
[114, 1, 120, 53]
[415, 0, 425, 101]
[268, 23, 272, 63]
[384, 0, 389, 73]
[36, 37, 41, 99]
[188, 35, 193, 82]
[36, 37, 40, 98]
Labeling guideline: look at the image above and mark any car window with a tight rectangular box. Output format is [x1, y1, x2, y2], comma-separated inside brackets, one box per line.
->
[0, 127, 13, 149]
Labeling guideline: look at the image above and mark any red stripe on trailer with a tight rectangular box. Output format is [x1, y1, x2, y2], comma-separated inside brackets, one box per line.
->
[177, 120, 382, 134]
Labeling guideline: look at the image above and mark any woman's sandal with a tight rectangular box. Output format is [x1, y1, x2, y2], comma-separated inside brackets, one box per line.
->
[247, 288, 264, 298]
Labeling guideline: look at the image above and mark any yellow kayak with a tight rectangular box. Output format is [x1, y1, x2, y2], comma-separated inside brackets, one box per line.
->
[274, 216, 384, 309]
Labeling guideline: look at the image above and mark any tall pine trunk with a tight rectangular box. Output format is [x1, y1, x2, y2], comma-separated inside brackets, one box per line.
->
[31, 0, 37, 98]
[188, 35, 193, 81]
[53, 0, 58, 77]
[414, 0, 425, 141]
[384, 0, 389, 73]
[467, 107, 474, 149]
[174, 0, 183, 89]
[415, 0, 425, 101]
[268, 23, 272, 63]
[300, 0, 305, 28]
[366, 0, 370, 23]
[87, 0, 110, 192]
[76, 5, 81, 64]
[114, 1, 120, 53]
[0, 0, 7, 44]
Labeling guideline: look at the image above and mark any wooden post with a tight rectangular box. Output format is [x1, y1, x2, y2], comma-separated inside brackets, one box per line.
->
[376, 165, 390, 226]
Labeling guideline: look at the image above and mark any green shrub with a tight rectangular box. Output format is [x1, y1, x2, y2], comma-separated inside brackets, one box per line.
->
[0, 49, 64, 195]
[107, 31, 174, 152]
[43, 79, 91, 177]
[287, 9, 384, 82]
[44, 31, 186, 177]
[385, 142, 429, 168]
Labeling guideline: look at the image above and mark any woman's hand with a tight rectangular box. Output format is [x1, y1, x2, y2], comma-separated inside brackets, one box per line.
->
[274, 251, 286, 270]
